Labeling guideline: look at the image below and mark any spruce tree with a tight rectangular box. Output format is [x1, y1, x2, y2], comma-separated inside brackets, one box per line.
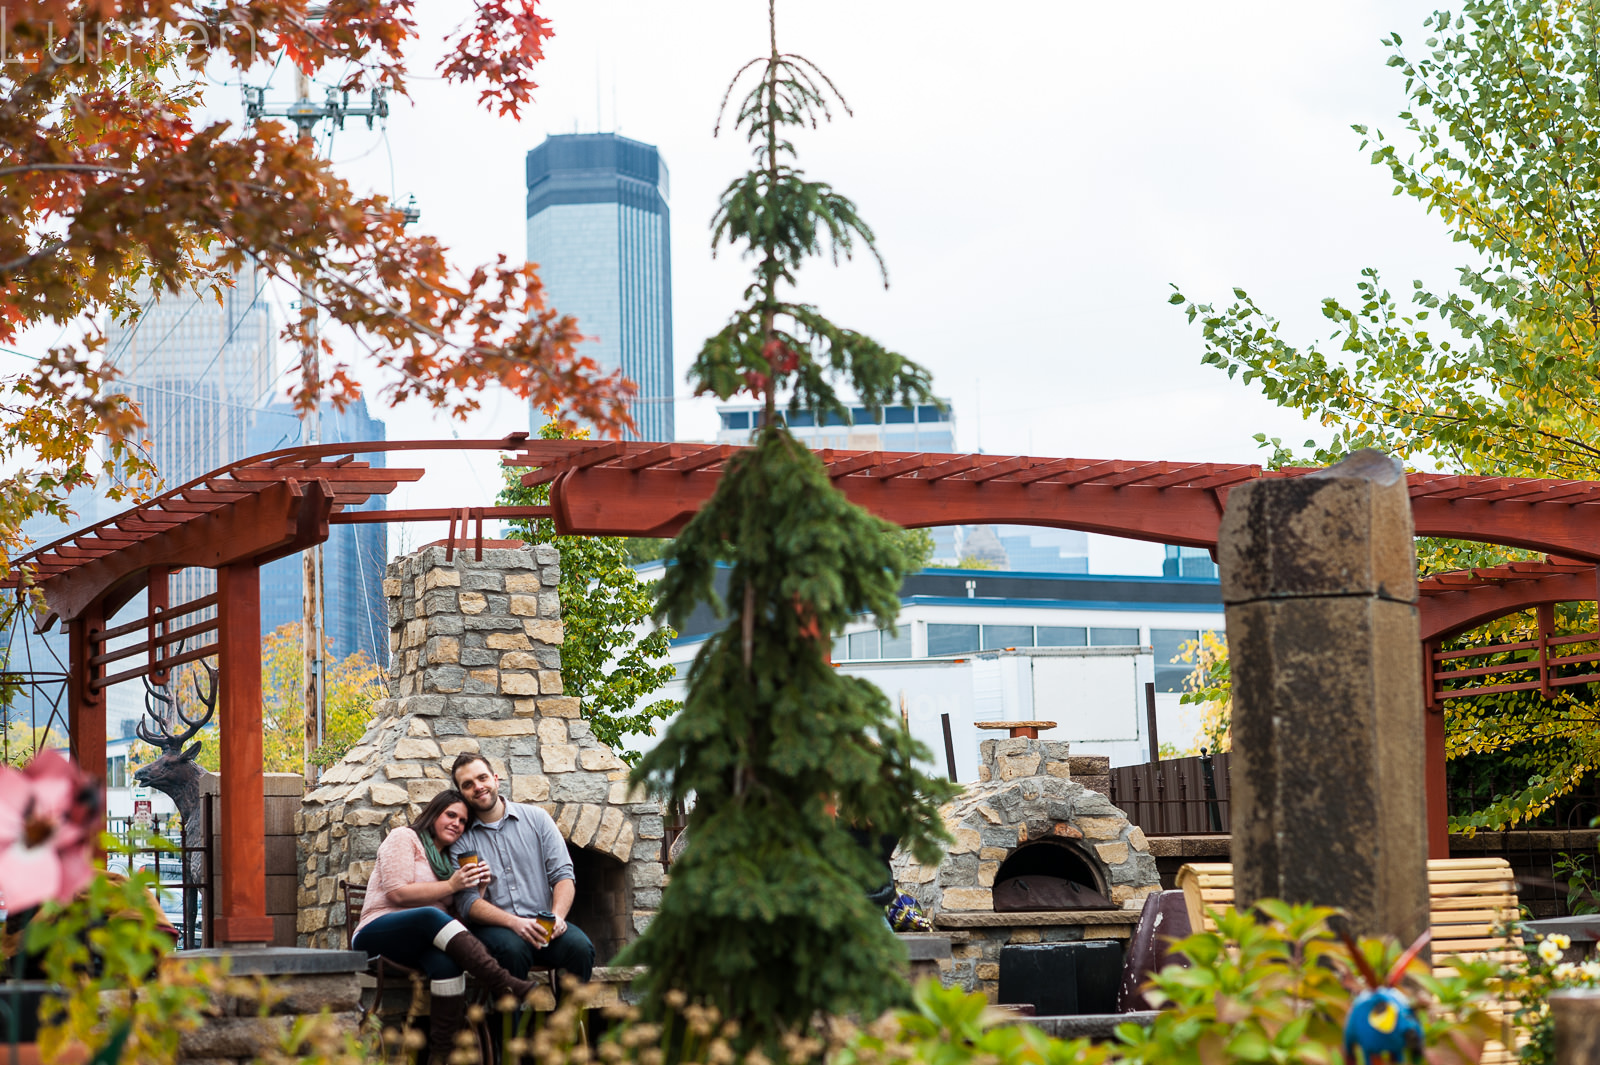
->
[622, 0, 957, 1043]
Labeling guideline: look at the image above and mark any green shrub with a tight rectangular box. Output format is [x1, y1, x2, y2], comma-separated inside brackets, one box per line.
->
[1115, 901, 1502, 1065]
[21, 837, 214, 1063]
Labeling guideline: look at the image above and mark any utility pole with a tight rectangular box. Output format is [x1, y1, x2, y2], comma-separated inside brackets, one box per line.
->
[244, 58, 394, 784]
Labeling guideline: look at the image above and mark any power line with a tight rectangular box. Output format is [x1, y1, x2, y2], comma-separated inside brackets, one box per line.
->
[114, 280, 213, 384]
[120, 373, 286, 417]
[101, 286, 164, 371]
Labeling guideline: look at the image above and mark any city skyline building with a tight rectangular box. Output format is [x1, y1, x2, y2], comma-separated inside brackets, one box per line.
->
[636, 563, 1224, 769]
[526, 133, 674, 442]
[712, 398, 956, 452]
[105, 262, 277, 484]
[249, 399, 390, 668]
[1162, 544, 1219, 579]
[5, 267, 391, 749]
[104, 263, 278, 610]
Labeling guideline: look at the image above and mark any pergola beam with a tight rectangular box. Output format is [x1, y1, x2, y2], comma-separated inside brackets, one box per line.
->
[39, 481, 330, 624]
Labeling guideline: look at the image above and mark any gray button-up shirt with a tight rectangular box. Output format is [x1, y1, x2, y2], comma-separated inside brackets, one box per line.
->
[449, 802, 574, 918]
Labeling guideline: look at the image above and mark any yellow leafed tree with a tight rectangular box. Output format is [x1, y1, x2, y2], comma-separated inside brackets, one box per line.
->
[1175, 631, 1231, 756]
[133, 623, 382, 775]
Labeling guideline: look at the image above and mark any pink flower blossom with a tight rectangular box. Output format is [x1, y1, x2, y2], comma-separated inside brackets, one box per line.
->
[0, 750, 101, 912]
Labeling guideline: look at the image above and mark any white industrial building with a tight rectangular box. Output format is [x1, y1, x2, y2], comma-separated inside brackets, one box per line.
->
[630, 565, 1224, 778]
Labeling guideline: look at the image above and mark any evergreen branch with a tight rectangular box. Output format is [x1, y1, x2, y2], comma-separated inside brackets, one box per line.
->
[782, 53, 853, 117]
[712, 57, 767, 138]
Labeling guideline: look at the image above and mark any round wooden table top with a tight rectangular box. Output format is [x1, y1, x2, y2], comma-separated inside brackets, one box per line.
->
[974, 720, 1057, 730]
[974, 720, 1057, 739]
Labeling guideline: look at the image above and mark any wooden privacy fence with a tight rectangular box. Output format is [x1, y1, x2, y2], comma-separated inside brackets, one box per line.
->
[1107, 752, 1231, 835]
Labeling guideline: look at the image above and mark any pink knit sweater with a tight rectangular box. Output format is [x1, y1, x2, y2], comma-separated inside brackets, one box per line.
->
[354, 826, 449, 935]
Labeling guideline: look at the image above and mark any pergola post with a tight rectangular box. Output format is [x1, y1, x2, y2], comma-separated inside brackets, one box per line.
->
[67, 599, 106, 786]
[215, 562, 273, 945]
[1425, 703, 1449, 856]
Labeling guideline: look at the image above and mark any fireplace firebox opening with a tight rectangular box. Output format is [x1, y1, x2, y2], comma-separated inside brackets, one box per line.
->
[566, 845, 632, 964]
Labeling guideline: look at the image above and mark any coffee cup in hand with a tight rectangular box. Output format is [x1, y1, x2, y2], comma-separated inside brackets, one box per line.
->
[457, 854, 491, 885]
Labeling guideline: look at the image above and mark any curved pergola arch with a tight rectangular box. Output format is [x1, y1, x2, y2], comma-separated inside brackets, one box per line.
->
[7, 436, 1600, 942]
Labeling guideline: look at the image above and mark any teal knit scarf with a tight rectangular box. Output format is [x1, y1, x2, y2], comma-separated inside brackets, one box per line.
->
[419, 829, 454, 882]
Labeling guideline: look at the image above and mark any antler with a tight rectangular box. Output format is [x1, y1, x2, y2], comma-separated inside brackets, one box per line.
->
[138, 678, 178, 749]
[136, 662, 217, 750]
[168, 662, 219, 745]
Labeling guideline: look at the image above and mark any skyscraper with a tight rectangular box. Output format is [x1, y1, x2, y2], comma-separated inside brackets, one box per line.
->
[104, 263, 277, 610]
[525, 133, 674, 442]
[249, 399, 389, 666]
[102, 264, 390, 663]
[105, 262, 277, 486]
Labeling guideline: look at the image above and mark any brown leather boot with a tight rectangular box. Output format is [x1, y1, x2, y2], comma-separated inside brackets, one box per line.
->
[442, 931, 537, 1001]
[427, 992, 466, 1065]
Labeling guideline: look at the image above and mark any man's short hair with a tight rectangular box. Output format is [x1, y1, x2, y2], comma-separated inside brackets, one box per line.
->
[451, 753, 493, 782]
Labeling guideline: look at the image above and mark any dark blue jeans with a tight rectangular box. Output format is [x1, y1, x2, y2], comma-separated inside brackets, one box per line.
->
[471, 921, 595, 983]
[351, 907, 461, 981]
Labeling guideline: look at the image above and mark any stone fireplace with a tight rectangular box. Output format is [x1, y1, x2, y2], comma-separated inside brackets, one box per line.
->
[296, 541, 665, 962]
[892, 735, 1161, 1001]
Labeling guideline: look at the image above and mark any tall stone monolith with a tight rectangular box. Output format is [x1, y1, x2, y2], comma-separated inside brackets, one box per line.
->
[1219, 449, 1428, 943]
[1552, 989, 1600, 1065]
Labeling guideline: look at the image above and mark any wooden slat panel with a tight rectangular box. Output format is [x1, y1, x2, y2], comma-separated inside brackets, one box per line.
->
[1429, 893, 1519, 909]
[1428, 867, 1518, 883]
[1433, 937, 1522, 952]
[1428, 857, 1526, 870]
[1429, 879, 1516, 893]
[1430, 909, 1519, 924]
[1434, 920, 1519, 932]
[1108, 752, 1231, 835]
[1176, 858, 1524, 981]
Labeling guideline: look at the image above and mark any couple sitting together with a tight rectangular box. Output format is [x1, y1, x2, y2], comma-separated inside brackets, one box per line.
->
[351, 754, 596, 1063]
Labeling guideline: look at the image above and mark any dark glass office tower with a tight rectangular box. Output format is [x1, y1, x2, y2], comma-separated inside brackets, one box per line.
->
[526, 133, 674, 442]
[249, 398, 389, 666]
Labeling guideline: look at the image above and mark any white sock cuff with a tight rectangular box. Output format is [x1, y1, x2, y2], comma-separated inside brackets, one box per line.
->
[430, 975, 467, 997]
[433, 919, 468, 951]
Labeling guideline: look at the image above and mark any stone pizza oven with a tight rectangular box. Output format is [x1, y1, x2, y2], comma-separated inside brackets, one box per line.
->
[891, 734, 1161, 1000]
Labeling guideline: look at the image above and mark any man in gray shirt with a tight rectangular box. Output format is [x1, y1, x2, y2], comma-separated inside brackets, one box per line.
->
[449, 754, 595, 983]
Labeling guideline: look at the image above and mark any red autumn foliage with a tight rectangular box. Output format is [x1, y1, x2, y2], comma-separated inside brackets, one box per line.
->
[0, 0, 634, 573]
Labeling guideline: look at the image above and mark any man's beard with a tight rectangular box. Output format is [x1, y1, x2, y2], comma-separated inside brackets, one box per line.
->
[466, 789, 499, 814]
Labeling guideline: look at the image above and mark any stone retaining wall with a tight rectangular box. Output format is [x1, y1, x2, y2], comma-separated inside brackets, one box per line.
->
[296, 542, 665, 958]
[173, 950, 365, 1065]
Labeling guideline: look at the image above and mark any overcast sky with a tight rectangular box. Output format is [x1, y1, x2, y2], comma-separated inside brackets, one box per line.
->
[29, 1, 1479, 572]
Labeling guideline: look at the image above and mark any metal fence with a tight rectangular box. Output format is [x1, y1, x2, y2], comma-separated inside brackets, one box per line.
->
[1108, 752, 1231, 835]
[107, 794, 214, 949]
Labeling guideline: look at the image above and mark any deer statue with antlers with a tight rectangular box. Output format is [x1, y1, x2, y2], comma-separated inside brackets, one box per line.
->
[134, 662, 217, 948]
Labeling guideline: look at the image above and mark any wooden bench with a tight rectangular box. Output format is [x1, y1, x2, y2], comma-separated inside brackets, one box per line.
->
[1175, 858, 1524, 1063]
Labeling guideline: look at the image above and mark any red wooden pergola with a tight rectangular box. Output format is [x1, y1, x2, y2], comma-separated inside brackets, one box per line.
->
[7, 435, 1598, 943]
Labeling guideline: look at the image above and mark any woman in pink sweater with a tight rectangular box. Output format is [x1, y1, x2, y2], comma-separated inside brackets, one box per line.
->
[352, 789, 536, 1064]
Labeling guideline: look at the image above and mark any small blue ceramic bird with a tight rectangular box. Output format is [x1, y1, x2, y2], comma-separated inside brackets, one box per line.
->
[1345, 986, 1425, 1064]
[1341, 930, 1431, 1065]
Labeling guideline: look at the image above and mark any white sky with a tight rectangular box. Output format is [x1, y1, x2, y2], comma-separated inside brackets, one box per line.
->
[16, 0, 1474, 574]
